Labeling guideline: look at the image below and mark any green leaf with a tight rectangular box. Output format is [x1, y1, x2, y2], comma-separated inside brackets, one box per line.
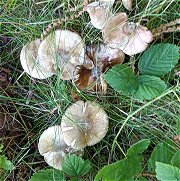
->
[155, 162, 180, 181]
[133, 75, 167, 100]
[62, 155, 91, 177]
[29, 169, 65, 181]
[138, 43, 179, 77]
[171, 150, 180, 168]
[0, 155, 14, 171]
[95, 156, 143, 181]
[104, 64, 138, 95]
[127, 139, 150, 156]
[148, 142, 177, 172]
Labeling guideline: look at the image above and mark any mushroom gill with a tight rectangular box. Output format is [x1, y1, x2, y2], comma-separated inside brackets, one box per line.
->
[61, 100, 109, 149]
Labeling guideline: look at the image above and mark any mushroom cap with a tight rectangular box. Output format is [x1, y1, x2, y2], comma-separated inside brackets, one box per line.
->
[20, 39, 54, 79]
[86, 2, 113, 29]
[38, 30, 85, 80]
[38, 125, 83, 170]
[86, 43, 125, 72]
[100, 0, 115, 8]
[61, 100, 109, 149]
[122, 0, 133, 11]
[103, 14, 153, 55]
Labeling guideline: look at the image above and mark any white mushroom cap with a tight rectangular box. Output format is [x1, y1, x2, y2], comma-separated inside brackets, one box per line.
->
[38, 125, 83, 170]
[20, 39, 54, 79]
[103, 13, 153, 55]
[61, 100, 109, 149]
[99, 0, 115, 8]
[122, 0, 133, 11]
[86, 2, 113, 29]
[38, 30, 85, 80]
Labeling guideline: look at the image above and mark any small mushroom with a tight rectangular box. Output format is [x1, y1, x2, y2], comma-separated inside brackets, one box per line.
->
[61, 100, 109, 149]
[86, 2, 113, 29]
[20, 39, 55, 79]
[38, 30, 85, 80]
[122, 0, 133, 11]
[73, 43, 124, 93]
[38, 125, 83, 170]
[86, 43, 125, 72]
[103, 13, 153, 55]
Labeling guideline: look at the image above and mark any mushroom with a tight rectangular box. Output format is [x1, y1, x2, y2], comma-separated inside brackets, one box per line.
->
[86, 1, 113, 29]
[86, 43, 125, 72]
[102, 13, 153, 55]
[38, 125, 83, 170]
[61, 100, 109, 149]
[122, 0, 133, 11]
[20, 39, 55, 79]
[73, 43, 124, 93]
[38, 30, 85, 80]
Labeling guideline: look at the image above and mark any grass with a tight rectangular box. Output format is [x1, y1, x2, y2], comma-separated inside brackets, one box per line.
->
[0, 0, 179, 180]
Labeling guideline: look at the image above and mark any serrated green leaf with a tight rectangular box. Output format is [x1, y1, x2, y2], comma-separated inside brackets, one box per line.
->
[155, 162, 180, 181]
[0, 155, 14, 171]
[29, 169, 65, 181]
[104, 64, 138, 95]
[138, 43, 179, 77]
[62, 155, 91, 177]
[148, 142, 177, 172]
[171, 150, 180, 168]
[133, 75, 167, 100]
[95, 156, 143, 181]
[127, 139, 150, 156]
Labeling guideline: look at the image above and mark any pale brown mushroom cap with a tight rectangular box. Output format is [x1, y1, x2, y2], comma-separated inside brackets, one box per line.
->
[99, 0, 115, 8]
[86, 2, 113, 29]
[122, 0, 133, 11]
[38, 30, 85, 80]
[38, 125, 83, 170]
[20, 39, 54, 79]
[103, 13, 153, 55]
[86, 43, 125, 72]
[61, 100, 109, 149]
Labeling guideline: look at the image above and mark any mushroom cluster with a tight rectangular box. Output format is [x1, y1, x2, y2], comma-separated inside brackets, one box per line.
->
[38, 101, 108, 169]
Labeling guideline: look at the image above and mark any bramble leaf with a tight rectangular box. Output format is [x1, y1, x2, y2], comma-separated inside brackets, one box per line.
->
[104, 64, 138, 95]
[138, 43, 179, 77]
[171, 150, 180, 168]
[29, 169, 65, 181]
[155, 162, 180, 181]
[148, 142, 177, 172]
[127, 139, 150, 156]
[95, 156, 143, 181]
[0, 155, 14, 171]
[62, 155, 91, 177]
[133, 75, 167, 100]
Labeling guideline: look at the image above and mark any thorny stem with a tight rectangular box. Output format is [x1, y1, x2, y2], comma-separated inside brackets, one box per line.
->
[140, 173, 156, 178]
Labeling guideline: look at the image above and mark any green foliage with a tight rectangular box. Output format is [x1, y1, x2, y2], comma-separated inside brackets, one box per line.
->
[148, 142, 177, 172]
[95, 156, 143, 181]
[138, 43, 179, 77]
[62, 154, 91, 177]
[133, 75, 167, 100]
[127, 139, 151, 156]
[29, 169, 65, 181]
[171, 150, 180, 168]
[104, 64, 138, 95]
[0, 155, 14, 171]
[155, 162, 180, 181]
[95, 139, 150, 181]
